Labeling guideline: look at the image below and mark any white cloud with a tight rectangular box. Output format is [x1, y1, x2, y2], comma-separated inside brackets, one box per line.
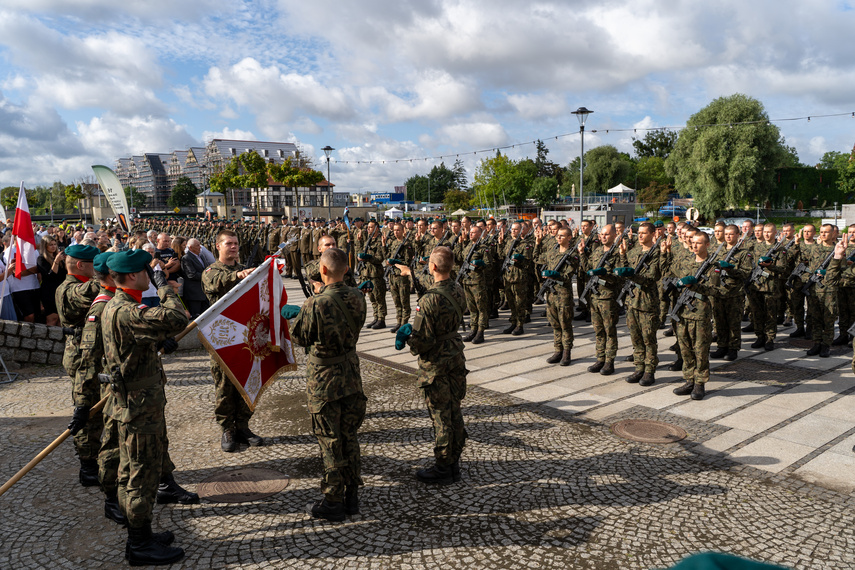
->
[435, 119, 508, 149]
[507, 93, 567, 120]
[76, 114, 197, 159]
[200, 127, 256, 144]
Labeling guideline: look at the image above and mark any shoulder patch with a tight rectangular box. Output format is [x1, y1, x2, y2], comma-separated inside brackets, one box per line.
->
[137, 304, 147, 310]
[87, 315, 97, 322]
[205, 267, 212, 272]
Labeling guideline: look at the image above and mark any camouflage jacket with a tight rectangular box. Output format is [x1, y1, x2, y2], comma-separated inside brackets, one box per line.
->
[669, 252, 716, 322]
[102, 286, 188, 427]
[74, 287, 114, 407]
[360, 236, 387, 279]
[839, 244, 855, 288]
[55, 275, 101, 376]
[386, 236, 415, 278]
[618, 244, 662, 312]
[305, 259, 357, 288]
[202, 260, 244, 304]
[499, 237, 535, 283]
[805, 243, 843, 295]
[579, 243, 621, 300]
[709, 244, 751, 298]
[455, 239, 492, 286]
[291, 281, 367, 413]
[747, 241, 787, 294]
[534, 242, 579, 290]
[407, 279, 466, 388]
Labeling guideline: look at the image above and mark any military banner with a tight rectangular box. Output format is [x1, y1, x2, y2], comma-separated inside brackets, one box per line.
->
[195, 256, 296, 410]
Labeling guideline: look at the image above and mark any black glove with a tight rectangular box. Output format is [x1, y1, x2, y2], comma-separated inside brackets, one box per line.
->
[160, 337, 178, 354]
[68, 405, 90, 435]
[151, 267, 168, 289]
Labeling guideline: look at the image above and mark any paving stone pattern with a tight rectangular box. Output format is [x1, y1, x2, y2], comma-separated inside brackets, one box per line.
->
[1, 348, 855, 569]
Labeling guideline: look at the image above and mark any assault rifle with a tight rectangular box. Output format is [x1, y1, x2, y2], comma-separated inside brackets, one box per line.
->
[745, 235, 795, 287]
[534, 248, 578, 304]
[355, 230, 374, 275]
[715, 231, 748, 279]
[802, 247, 838, 296]
[666, 241, 727, 323]
[500, 237, 521, 274]
[580, 226, 599, 253]
[579, 228, 631, 306]
[422, 229, 452, 275]
[455, 233, 485, 286]
[384, 229, 413, 281]
[616, 235, 665, 308]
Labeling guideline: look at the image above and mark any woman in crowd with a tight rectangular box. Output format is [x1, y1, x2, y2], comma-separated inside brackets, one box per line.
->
[37, 236, 67, 326]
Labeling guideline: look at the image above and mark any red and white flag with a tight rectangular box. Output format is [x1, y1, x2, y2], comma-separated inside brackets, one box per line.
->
[195, 257, 296, 410]
[12, 182, 36, 279]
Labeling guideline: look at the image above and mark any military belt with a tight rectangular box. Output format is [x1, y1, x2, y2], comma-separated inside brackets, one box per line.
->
[434, 331, 460, 342]
[122, 371, 162, 392]
[308, 350, 355, 366]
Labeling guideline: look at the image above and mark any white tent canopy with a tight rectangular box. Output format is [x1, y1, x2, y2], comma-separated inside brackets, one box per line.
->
[607, 183, 635, 194]
[384, 207, 404, 218]
[451, 209, 468, 216]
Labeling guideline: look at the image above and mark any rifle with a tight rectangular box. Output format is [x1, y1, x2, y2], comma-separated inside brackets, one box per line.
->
[355, 230, 374, 275]
[745, 235, 794, 287]
[534, 247, 578, 304]
[616, 235, 665, 307]
[385, 229, 413, 280]
[580, 226, 599, 253]
[246, 239, 260, 268]
[455, 233, 485, 286]
[715, 231, 748, 280]
[667, 241, 727, 323]
[422, 229, 452, 275]
[802, 247, 838, 296]
[501, 237, 521, 274]
[579, 228, 631, 306]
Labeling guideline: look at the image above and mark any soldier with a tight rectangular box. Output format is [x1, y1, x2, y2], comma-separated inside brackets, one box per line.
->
[616, 222, 662, 385]
[202, 229, 263, 452]
[535, 226, 579, 366]
[357, 220, 388, 329]
[574, 219, 596, 321]
[456, 225, 492, 344]
[102, 249, 190, 565]
[747, 223, 787, 351]
[710, 225, 751, 361]
[385, 222, 415, 333]
[498, 221, 534, 335]
[56, 244, 102, 486]
[394, 246, 467, 485]
[788, 224, 815, 338]
[285, 247, 367, 521]
[804, 224, 847, 357]
[305, 235, 357, 289]
[299, 218, 313, 272]
[579, 224, 622, 375]
[834, 223, 855, 345]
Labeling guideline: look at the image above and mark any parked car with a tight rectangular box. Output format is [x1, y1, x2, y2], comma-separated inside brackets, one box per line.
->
[658, 204, 687, 217]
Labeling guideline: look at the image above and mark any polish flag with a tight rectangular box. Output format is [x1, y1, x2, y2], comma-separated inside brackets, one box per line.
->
[12, 182, 37, 279]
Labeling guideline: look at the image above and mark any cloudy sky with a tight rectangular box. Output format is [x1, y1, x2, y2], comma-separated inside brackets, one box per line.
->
[1, 0, 854, 195]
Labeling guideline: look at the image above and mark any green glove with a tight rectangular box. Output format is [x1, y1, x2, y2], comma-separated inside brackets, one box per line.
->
[717, 260, 734, 270]
[759, 256, 772, 264]
[678, 275, 698, 287]
[588, 267, 607, 276]
[395, 323, 413, 350]
[357, 253, 373, 261]
[420, 256, 429, 263]
[613, 267, 635, 277]
[281, 304, 301, 320]
[471, 259, 485, 267]
[358, 280, 374, 291]
[512, 253, 523, 260]
[817, 269, 827, 276]
[541, 269, 559, 279]
[387, 258, 404, 266]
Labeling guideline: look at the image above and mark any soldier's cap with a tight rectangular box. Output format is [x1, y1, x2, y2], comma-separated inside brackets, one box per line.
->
[354, 217, 363, 222]
[654, 221, 664, 227]
[93, 251, 116, 274]
[107, 249, 153, 274]
[292, 216, 299, 220]
[65, 244, 100, 261]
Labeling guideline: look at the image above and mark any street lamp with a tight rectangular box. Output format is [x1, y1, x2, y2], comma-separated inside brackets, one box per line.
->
[322, 145, 334, 219]
[571, 107, 593, 227]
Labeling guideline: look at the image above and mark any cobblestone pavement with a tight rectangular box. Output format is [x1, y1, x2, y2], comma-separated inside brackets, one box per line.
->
[2, 346, 855, 569]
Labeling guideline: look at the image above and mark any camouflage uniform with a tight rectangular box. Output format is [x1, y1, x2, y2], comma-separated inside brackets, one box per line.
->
[291, 281, 367, 502]
[305, 259, 358, 288]
[619, 244, 662, 374]
[387, 234, 415, 327]
[456, 237, 493, 330]
[836, 243, 855, 339]
[580, 244, 621, 362]
[500, 236, 535, 328]
[536, 242, 579, 353]
[102, 286, 188, 528]
[669, 253, 715, 385]
[805, 244, 843, 347]
[202, 261, 255, 431]
[407, 279, 468, 466]
[56, 275, 101, 460]
[786, 241, 812, 331]
[747, 241, 787, 342]
[710, 243, 751, 352]
[359, 236, 388, 321]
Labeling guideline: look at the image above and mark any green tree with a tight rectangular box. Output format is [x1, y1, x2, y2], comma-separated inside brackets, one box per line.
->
[635, 156, 673, 189]
[530, 177, 559, 209]
[1, 186, 18, 210]
[637, 181, 673, 212]
[632, 129, 678, 158]
[664, 93, 788, 218]
[819, 150, 847, 170]
[443, 189, 472, 213]
[583, 145, 634, 193]
[64, 183, 85, 211]
[839, 145, 855, 196]
[452, 158, 468, 190]
[404, 163, 457, 203]
[167, 176, 198, 208]
[125, 186, 147, 208]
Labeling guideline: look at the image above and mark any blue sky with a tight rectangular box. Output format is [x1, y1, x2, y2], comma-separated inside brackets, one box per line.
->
[0, 0, 853, 195]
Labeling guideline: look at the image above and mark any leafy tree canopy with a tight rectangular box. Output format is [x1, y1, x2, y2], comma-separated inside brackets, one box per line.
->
[442, 189, 472, 213]
[167, 176, 198, 208]
[632, 129, 678, 158]
[530, 177, 559, 209]
[583, 145, 634, 193]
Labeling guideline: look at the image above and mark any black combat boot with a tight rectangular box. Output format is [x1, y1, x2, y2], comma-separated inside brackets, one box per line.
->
[105, 493, 127, 526]
[789, 326, 805, 338]
[600, 361, 615, 376]
[157, 474, 200, 505]
[639, 372, 655, 387]
[559, 349, 572, 367]
[625, 354, 634, 362]
[390, 324, 401, 334]
[573, 311, 589, 321]
[806, 343, 822, 356]
[625, 370, 643, 383]
[307, 497, 346, 522]
[669, 358, 684, 372]
[79, 459, 99, 487]
[546, 351, 562, 364]
[750, 336, 766, 349]
[691, 383, 706, 400]
[416, 463, 455, 485]
[462, 328, 477, 342]
[364, 318, 377, 329]
[819, 344, 831, 358]
[724, 350, 738, 361]
[125, 530, 175, 560]
[221, 429, 237, 453]
[764, 340, 775, 351]
[511, 325, 524, 336]
[832, 334, 849, 346]
[524, 314, 531, 323]
[472, 329, 485, 344]
[344, 487, 359, 515]
[710, 346, 728, 359]
[126, 525, 184, 567]
[502, 323, 515, 334]
[673, 381, 694, 396]
[451, 460, 462, 482]
[587, 360, 605, 373]
[742, 323, 755, 333]
[235, 427, 264, 447]
[371, 320, 386, 330]
[664, 327, 675, 337]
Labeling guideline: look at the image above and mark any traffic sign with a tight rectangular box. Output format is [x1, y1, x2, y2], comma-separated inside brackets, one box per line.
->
[686, 207, 700, 222]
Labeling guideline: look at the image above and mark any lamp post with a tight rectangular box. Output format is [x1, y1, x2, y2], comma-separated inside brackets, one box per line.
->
[322, 145, 334, 219]
[571, 107, 593, 227]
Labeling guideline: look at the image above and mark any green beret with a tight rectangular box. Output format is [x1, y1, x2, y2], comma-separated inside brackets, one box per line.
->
[107, 249, 153, 274]
[354, 217, 363, 222]
[654, 221, 664, 227]
[65, 244, 99, 261]
[93, 252, 116, 274]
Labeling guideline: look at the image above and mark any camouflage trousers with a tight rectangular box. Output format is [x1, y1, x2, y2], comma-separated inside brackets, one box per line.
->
[420, 372, 467, 466]
[464, 282, 490, 330]
[676, 318, 711, 384]
[749, 289, 779, 341]
[660, 286, 677, 322]
[713, 294, 744, 350]
[389, 275, 411, 325]
[808, 292, 837, 346]
[626, 308, 659, 373]
[787, 286, 806, 328]
[311, 392, 367, 502]
[576, 269, 587, 307]
[546, 286, 574, 351]
[837, 287, 855, 336]
[212, 361, 254, 431]
[367, 276, 387, 320]
[506, 279, 530, 327]
[72, 378, 104, 461]
[591, 297, 619, 361]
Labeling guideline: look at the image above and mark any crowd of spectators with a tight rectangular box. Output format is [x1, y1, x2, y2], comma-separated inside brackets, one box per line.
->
[0, 221, 215, 324]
